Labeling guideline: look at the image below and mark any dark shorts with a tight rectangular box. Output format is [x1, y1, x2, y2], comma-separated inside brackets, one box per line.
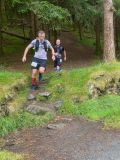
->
[31, 57, 47, 70]
[54, 57, 62, 67]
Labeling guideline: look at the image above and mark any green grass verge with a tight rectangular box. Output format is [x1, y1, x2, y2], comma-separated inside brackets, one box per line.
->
[0, 151, 25, 160]
[47, 62, 120, 129]
[0, 70, 27, 101]
[0, 111, 54, 137]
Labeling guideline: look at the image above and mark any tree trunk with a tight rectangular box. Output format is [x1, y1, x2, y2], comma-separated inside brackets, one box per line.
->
[115, 17, 119, 51]
[48, 28, 51, 41]
[95, 17, 101, 55]
[78, 23, 82, 41]
[53, 30, 58, 44]
[29, 11, 35, 39]
[1, 0, 7, 25]
[0, 0, 3, 55]
[103, 0, 116, 62]
[34, 15, 39, 36]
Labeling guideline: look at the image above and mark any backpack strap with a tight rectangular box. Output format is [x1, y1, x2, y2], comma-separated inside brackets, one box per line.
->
[43, 40, 48, 52]
[35, 39, 48, 52]
[54, 45, 64, 54]
[35, 39, 39, 52]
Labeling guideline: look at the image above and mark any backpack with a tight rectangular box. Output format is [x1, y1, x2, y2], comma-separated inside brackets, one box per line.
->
[54, 45, 64, 54]
[35, 39, 48, 52]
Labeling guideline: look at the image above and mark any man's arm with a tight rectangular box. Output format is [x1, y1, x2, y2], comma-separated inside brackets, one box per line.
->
[64, 50, 67, 61]
[47, 40, 55, 61]
[22, 44, 33, 63]
[51, 47, 55, 61]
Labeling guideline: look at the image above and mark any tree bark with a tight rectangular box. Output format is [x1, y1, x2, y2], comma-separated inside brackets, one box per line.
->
[29, 11, 35, 39]
[78, 22, 82, 41]
[115, 17, 119, 51]
[103, 0, 116, 62]
[0, 0, 3, 55]
[34, 15, 39, 35]
[1, 0, 7, 25]
[53, 30, 58, 44]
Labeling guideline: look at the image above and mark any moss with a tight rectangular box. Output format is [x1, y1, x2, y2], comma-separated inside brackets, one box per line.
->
[0, 71, 28, 115]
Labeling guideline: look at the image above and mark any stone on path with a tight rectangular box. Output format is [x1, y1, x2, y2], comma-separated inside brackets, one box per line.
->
[47, 123, 66, 130]
[53, 100, 63, 110]
[27, 94, 36, 101]
[39, 92, 51, 98]
[25, 101, 51, 115]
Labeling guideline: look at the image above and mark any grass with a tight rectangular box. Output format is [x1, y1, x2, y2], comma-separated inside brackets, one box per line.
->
[0, 70, 27, 102]
[0, 150, 25, 160]
[8, 89, 28, 112]
[0, 69, 54, 137]
[0, 111, 54, 137]
[47, 62, 120, 129]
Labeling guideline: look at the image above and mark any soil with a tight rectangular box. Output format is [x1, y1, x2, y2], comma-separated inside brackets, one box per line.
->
[3, 116, 120, 160]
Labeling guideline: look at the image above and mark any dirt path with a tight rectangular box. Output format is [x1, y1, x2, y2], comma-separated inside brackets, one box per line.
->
[2, 32, 95, 72]
[4, 116, 120, 160]
[3, 32, 119, 160]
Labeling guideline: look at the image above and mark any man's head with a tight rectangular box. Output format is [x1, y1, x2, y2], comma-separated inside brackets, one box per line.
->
[38, 31, 45, 40]
[56, 39, 61, 46]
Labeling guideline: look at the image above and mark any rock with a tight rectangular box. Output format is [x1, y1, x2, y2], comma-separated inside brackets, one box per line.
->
[39, 92, 51, 99]
[54, 100, 63, 110]
[25, 101, 51, 115]
[47, 123, 66, 130]
[28, 94, 36, 100]
[88, 71, 120, 99]
[5, 139, 15, 147]
[72, 96, 81, 103]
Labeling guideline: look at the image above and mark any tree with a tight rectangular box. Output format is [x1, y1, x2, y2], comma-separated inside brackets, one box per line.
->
[0, 0, 3, 55]
[29, 1, 71, 41]
[103, 0, 116, 62]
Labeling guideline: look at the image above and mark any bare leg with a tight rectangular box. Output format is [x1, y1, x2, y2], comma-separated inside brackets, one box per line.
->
[39, 67, 45, 75]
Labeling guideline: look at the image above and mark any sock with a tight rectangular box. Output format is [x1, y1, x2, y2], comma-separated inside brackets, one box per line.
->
[39, 73, 43, 81]
[57, 66, 60, 71]
[32, 78, 37, 86]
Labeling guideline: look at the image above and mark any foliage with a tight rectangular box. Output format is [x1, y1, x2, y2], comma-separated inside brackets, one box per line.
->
[29, 1, 72, 31]
[65, 0, 102, 28]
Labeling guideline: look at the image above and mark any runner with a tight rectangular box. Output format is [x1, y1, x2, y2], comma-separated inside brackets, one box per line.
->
[22, 30, 55, 90]
[54, 39, 66, 72]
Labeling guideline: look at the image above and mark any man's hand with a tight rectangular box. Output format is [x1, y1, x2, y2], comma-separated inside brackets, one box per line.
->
[22, 44, 32, 63]
[22, 56, 27, 63]
[52, 55, 55, 61]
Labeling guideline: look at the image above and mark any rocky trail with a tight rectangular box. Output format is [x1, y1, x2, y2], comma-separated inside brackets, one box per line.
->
[2, 74, 120, 160]
[1, 32, 120, 160]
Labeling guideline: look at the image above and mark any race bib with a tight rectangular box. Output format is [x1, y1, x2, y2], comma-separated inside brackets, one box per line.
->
[60, 59, 62, 63]
[31, 62, 37, 67]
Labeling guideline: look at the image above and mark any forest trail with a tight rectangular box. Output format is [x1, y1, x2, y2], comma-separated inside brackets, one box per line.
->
[60, 32, 95, 69]
[2, 32, 120, 160]
[4, 116, 120, 160]
[4, 32, 95, 72]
